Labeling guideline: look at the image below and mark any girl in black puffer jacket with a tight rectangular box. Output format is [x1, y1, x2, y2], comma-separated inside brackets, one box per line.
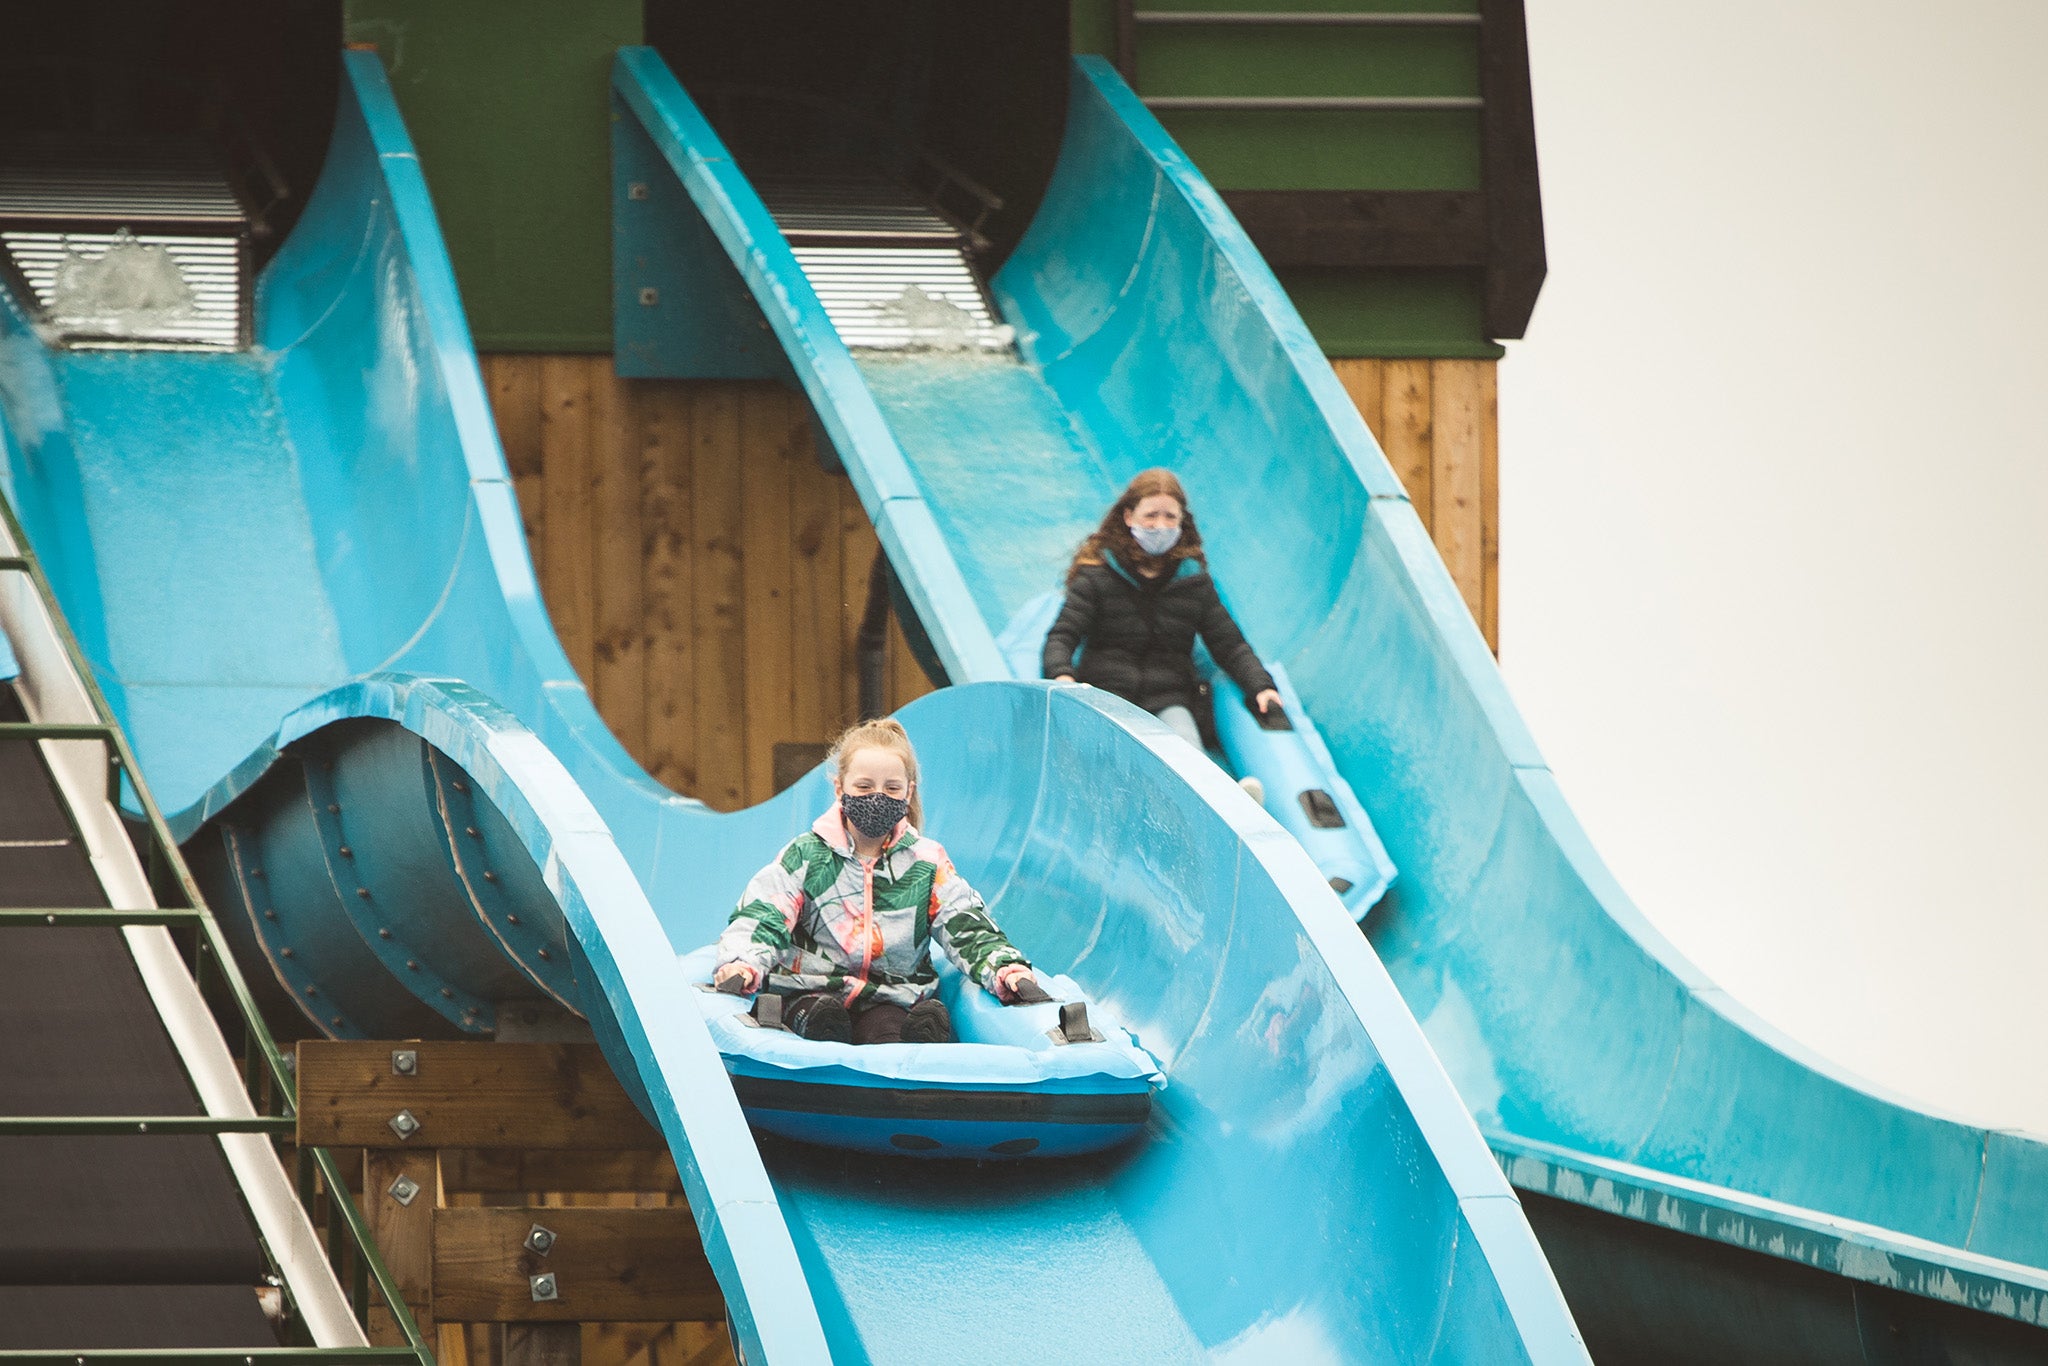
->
[1042, 469, 1281, 781]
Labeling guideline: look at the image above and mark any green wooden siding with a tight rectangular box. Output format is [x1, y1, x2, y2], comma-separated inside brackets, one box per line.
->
[1073, 0, 1499, 357]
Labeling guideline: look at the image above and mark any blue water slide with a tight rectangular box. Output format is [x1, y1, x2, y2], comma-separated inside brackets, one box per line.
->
[608, 45, 2048, 1358]
[0, 51, 1588, 1364]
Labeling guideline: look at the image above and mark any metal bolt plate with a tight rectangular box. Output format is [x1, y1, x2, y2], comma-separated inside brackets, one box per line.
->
[638, 286, 660, 307]
[524, 1223, 556, 1255]
[530, 1272, 559, 1302]
[388, 1108, 421, 1140]
[391, 1048, 418, 1077]
[388, 1173, 421, 1207]
[628, 181, 650, 200]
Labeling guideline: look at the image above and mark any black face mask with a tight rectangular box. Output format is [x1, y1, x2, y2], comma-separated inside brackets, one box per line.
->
[842, 792, 909, 840]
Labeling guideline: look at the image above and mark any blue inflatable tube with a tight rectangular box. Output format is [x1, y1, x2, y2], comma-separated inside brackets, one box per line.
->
[1209, 662, 1396, 914]
[996, 591, 1394, 917]
[678, 946, 1163, 1160]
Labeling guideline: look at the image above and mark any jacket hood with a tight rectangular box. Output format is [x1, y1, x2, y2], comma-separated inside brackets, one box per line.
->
[1102, 548, 1207, 590]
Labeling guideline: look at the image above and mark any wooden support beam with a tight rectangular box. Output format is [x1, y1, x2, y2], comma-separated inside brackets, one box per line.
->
[296, 1042, 663, 1150]
[364, 1149, 441, 1344]
[439, 1147, 683, 1195]
[434, 1207, 722, 1324]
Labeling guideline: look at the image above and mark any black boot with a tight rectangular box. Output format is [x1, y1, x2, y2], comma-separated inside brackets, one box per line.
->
[902, 998, 954, 1044]
[785, 993, 853, 1044]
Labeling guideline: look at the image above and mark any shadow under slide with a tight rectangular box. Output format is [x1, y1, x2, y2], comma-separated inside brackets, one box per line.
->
[0, 49, 1586, 1366]
[608, 44, 2048, 1364]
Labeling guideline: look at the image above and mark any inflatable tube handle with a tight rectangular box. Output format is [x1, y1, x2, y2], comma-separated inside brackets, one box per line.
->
[1254, 700, 1294, 731]
[1009, 977, 1054, 1006]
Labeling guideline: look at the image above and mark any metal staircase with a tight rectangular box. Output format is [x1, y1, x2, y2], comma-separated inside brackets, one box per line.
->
[0, 499, 425, 1358]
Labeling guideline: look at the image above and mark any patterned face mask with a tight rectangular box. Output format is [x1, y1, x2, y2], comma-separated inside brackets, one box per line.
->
[842, 791, 909, 839]
[1130, 523, 1181, 556]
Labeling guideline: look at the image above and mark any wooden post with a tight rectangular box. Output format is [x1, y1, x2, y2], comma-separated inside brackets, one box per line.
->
[500, 1324, 580, 1366]
[364, 1148, 441, 1344]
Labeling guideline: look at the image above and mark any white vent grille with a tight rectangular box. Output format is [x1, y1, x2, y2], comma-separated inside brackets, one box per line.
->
[756, 176, 1011, 353]
[2, 230, 244, 350]
[788, 247, 1010, 352]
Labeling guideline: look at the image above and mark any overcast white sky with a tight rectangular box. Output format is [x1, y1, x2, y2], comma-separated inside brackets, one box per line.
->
[1499, 0, 2048, 1133]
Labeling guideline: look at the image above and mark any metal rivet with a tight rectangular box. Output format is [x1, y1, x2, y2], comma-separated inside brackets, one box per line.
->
[389, 1109, 421, 1140]
[279, 947, 295, 958]
[327, 804, 339, 814]
[357, 888, 371, 900]
[451, 779, 467, 793]
[338, 844, 353, 858]
[465, 826, 480, 838]
[378, 928, 392, 939]
[628, 181, 650, 200]
[251, 867, 264, 878]
[137, 1121, 148, 1133]
[439, 987, 454, 999]
[44, 913, 55, 925]
[388, 1173, 421, 1206]
[406, 959, 420, 971]
[638, 286, 659, 307]
[524, 1223, 556, 1255]
[506, 914, 520, 925]
[530, 1272, 558, 1302]
[263, 909, 278, 921]
[391, 1049, 418, 1076]
[330, 1015, 344, 1027]
[482, 870, 497, 883]
[305, 984, 319, 997]
[537, 948, 552, 960]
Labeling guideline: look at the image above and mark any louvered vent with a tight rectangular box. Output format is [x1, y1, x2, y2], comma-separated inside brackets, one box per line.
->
[0, 140, 250, 350]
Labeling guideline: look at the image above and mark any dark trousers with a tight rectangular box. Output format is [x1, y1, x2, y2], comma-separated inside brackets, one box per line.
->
[785, 994, 949, 1044]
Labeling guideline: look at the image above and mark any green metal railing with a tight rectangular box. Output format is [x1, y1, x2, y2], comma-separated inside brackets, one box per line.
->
[0, 500, 433, 1362]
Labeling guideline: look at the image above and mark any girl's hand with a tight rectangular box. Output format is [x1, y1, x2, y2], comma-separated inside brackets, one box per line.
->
[1253, 689, 1282, 714]
[994, 963, 1034, 1002]
[713, 962, 761, 994]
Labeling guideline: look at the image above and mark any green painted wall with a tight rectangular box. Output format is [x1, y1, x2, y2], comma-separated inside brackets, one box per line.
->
[345, 0, 640, 352]
[344, 0, 1498, 358]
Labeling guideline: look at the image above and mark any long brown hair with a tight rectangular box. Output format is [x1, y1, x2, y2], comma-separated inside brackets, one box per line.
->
[1065, 468, 1206, 585]
[828, 717, 924, 828]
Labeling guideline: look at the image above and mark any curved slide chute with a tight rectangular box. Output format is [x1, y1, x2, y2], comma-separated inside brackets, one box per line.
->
[0, 49, 1587, 1365]
[608, 44, 2048, 1358]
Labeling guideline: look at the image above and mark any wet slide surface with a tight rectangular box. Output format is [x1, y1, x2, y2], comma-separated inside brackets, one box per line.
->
[0, 48, 1586, 1365]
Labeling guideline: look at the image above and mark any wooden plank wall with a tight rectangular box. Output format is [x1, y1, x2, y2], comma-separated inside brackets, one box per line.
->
[483, 356, 932, 813]
[1331, 357, 1500, 649]
[482, 354, 1497, 812]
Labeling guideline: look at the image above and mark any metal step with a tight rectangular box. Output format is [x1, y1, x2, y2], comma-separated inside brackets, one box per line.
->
[758, 177, 1012, 353]
[0, 140, 249, 350]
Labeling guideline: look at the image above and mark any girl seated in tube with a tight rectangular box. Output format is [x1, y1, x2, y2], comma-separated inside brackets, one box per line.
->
[1043, 469, 1282, 800]
[711, 718, 1039, 1044]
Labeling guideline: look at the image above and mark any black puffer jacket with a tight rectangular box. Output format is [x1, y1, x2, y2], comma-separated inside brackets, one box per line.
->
[1042, 552, 1275, 715]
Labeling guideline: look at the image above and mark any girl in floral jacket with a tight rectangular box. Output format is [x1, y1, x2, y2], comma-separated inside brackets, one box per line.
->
[712, 718, 1036, 1044]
